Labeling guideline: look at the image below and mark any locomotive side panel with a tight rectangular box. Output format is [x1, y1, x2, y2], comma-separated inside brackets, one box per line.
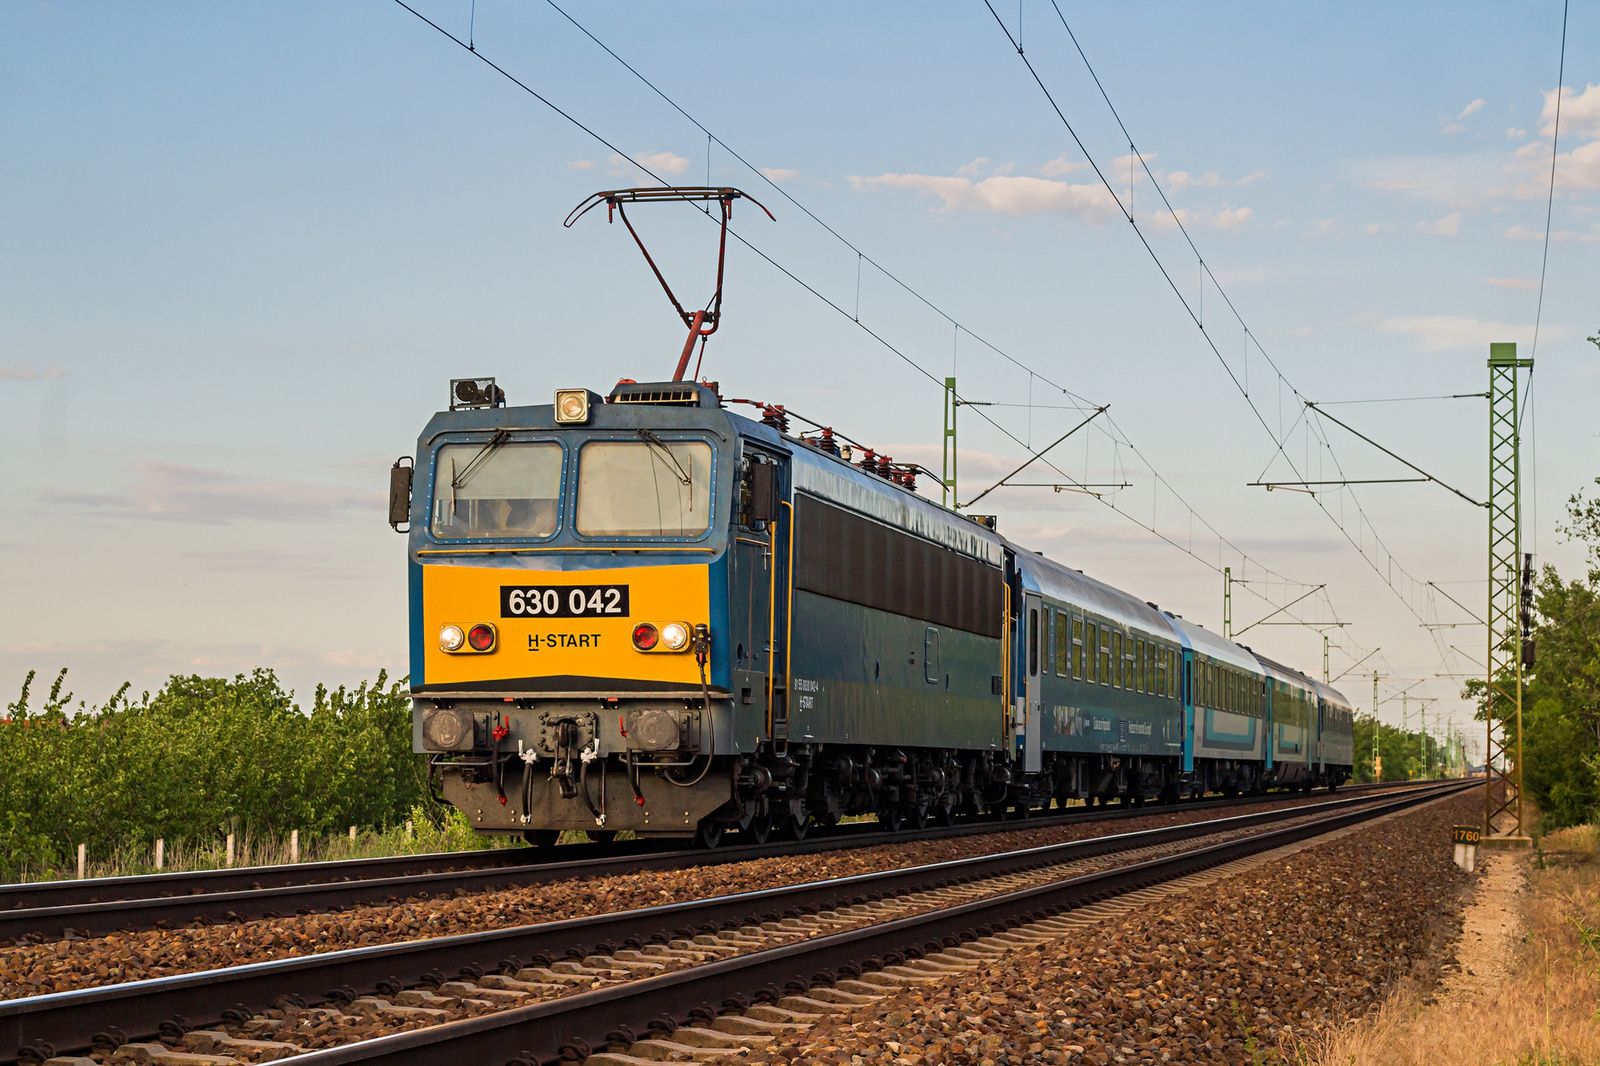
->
[786, 492, 1006, 751]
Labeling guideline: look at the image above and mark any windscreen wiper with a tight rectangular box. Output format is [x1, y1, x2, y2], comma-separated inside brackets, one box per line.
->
[637, 429, 691, 485]
[453, 429, 511, 490]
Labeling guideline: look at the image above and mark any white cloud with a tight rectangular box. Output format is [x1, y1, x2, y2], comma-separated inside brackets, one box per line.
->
[1457, 98, 1487, 120]
[1288, 326, 1314, 336]
[1357, 155, 1502, 207]
[1484, 277, 1539, 290]
[760, 167, 799, 182]
[1362, 222, 1393, 234]
[0, 365, 65, 381]
[850, 171, 1119, 221]
[45, 462, 382, 524]
[1039, 155, 1086, 178]
[1307, 218, 1342, 237]
[1166, 170, 1220, 192]
[1417, 211, 1463, 235]
[1502, 224, 1598, 242]
[1541, 82, 1600, 139]
[1441, 123, 1466, 136]
[608, 151, 690, 178]
[1138, 205, 1254, 234]
[957, 157, 989, 178]
[1375, 315, 1532, 352]
[1209, 206, 1254, 232]
[1555, 139, 1600, 191]
[567, 159, 594, 170]
[1506, 127, 1528, 139]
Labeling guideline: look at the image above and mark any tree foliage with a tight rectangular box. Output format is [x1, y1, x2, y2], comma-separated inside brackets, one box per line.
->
[1462, 478, 1600, 830]
[0, 669, 426, 872]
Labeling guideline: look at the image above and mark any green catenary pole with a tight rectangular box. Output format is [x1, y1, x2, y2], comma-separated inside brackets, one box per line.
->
[1486, 342, 1531, 838]
[943, 376, 958, 510]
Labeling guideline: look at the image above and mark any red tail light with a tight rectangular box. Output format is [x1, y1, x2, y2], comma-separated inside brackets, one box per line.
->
[632, 623, 659, 651]
[467, 623, 496, 651]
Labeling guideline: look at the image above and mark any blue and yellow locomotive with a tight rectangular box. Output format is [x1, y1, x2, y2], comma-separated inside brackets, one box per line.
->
[391, 375, 1352, 847]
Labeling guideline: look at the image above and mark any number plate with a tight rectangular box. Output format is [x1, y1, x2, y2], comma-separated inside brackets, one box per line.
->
[501, 584, 630, 619]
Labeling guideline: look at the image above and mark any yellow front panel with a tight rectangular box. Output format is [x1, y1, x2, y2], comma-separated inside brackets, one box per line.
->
[423, 562, 711, 687]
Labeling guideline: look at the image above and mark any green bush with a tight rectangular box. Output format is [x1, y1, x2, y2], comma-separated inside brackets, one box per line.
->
[0, 668, 435, 876]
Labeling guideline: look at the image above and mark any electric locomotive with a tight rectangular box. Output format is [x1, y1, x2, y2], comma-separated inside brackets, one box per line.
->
[389, 183, 1349, 846]
[390, 376, 1352, 847]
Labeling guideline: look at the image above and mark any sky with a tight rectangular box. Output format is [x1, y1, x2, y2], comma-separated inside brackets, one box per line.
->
[2, 1, 1596, 752]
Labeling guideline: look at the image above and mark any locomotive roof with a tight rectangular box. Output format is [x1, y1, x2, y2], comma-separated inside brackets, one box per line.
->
[1166, 615, 1265, 675]
[1007, 547, 1178, 641]
[733, 411, 1006, 567]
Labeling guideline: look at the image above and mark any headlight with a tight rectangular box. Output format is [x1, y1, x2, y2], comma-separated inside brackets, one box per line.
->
[660, 622, 690, 651]
[631, 623, 659, 651]
[555, 388, 591, 424]
[440, 625, 465, 652]
[467, 623, 497, 652]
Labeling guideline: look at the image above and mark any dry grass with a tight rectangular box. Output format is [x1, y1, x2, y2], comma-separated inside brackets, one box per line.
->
[1302, 829, 1600, 1066]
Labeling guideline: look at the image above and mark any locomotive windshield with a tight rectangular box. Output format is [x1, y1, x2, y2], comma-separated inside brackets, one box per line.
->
[575, 437, 712, 537]
[431, 440, 563, 539]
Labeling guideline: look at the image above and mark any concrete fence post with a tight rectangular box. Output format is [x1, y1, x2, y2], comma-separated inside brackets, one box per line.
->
[406, 820, 413, 840]
[348, 825, 356, 843]
[155, 838, 164, 871]
[77, 843, 86, 880]
[225, 833, 235, 867]
[290, 829, 299, 864]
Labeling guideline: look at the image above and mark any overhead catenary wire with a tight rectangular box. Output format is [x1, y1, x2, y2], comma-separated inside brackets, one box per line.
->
[397, 0, 1392, 694]
[988, 0, 1471, 692]
[538, 0, 1357, 623]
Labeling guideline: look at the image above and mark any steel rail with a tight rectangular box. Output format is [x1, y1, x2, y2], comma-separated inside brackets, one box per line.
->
[254, 781, 1469, 1066]
[0, 780, 1423, 940]
[0, 782, 1467, 1064]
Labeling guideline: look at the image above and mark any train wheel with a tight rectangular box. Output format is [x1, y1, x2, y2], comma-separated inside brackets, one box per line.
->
[695, 821, 724, 849]
[785, 813, 810, 841]
[586, 830, 616, 844]
[933, 803, 955, 827]
[746, 814, 773, 845]
[524, 829, 560, 848]
[878, 808, 905, 832]
[910, 805, 930, 831]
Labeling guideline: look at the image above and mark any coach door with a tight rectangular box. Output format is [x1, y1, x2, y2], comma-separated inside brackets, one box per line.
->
[1023, 593, 1043, 773]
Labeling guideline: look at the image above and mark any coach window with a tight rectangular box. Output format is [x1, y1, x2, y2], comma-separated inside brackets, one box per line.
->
[1046, 609, 1054, 672]
[1056, 613, 1070, 676]
[1100, 626, 1111, 685]
[1073, 618, 1085, 680]
[1028, 608, 1039, 677]
[1111, 632, 1123, 688]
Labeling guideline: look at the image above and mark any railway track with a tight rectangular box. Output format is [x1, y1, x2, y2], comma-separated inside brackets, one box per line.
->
[0, 780, 1432, 944]
[0, 780, 1470, 1064]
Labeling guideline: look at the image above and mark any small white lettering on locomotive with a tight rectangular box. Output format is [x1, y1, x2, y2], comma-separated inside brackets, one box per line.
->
[527, 633, 602, 651]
